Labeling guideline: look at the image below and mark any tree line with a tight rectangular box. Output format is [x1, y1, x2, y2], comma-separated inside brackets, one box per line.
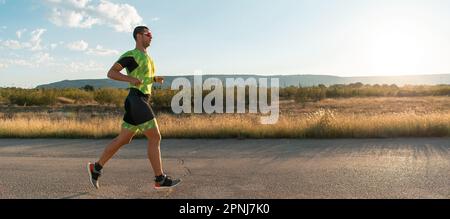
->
[1, 83, 450, 108]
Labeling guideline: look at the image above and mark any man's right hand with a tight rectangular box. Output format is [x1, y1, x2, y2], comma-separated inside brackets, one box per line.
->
[130, 77, 142, 86]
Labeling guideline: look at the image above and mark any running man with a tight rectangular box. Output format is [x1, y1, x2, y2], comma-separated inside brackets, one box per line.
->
[87, 26, 181, 190]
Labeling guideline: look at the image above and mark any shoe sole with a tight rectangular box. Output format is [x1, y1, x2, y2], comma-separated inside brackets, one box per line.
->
[86, 162, 98, 189]
[154, 179, 182, 190]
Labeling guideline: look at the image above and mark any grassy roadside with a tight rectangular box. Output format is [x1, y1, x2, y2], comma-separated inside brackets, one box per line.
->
[1, 110, 449, 138]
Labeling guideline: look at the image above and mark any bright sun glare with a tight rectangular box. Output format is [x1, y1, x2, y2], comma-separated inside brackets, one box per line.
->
[364, 9, 438, 76]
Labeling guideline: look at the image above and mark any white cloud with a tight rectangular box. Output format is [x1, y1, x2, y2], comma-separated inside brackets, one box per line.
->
[33, 52, 54, 64]
[152, 17, 160, 22]
[0, 58, 35, 68]
[0, 28, 46, 51]
[0, 49, 109, 76]
[16, 29, 27, 39]
[29, 29, 46, 51]
[66, 60, 106, 73]
[12, 59, 34, 67]
[0, 51, 55, 69]
[50, 41, 65, 50]
[68, 0, 91, 8]
[0, 53, 107, 73]
[46, 0, 90, 8]
[47, 0, 143, 32]
[95, 0, 143, 32]
[66, 40, 118, 56]
[86, 45, 119, 56]
[67, 40, 89, 51]
[1, 40, 24, 50]
[50, 8, 100, 28]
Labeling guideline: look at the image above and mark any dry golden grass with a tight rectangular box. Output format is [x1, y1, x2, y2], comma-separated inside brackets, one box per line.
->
[1, 110, 450, 138]
[281, 96, 450, 114]
[159, 111, 450, 138]
[0, 116, 121, 138]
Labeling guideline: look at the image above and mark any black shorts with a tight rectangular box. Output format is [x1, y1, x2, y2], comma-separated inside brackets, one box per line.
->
[123, 88, 155, 126]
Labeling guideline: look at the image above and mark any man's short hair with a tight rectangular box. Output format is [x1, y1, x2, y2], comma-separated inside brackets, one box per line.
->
[133, 26, 149, 41]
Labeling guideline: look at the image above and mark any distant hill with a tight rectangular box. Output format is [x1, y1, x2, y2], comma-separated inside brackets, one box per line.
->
[36, 74, 450, 89]
[36, 79, 128, 89]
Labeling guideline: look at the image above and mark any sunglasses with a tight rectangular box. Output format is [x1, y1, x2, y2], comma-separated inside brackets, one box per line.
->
[141, 32, 152, 38]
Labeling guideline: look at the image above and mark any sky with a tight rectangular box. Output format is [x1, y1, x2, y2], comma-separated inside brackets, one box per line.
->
[0, 0, 450, 88]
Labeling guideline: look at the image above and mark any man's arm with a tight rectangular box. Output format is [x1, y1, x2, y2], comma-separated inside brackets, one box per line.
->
[107, 63, 142, 86]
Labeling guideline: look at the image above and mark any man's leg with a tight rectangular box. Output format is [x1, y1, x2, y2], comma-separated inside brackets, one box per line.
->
[87, 128, 136, 189]
[142, 120, 181, 189]
[142, 126, 163, 176]
[97, 128, 136, 166]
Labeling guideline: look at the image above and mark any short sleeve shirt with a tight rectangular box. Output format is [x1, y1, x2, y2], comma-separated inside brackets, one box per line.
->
[116, 49, 156, 95]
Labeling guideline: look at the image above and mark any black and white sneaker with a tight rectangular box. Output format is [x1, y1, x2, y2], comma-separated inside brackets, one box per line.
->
[154, 174, 182, 190]
[87, 162, 102, 189]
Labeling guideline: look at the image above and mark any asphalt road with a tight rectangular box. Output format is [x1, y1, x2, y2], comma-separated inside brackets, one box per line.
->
[0, 138, 448, 199]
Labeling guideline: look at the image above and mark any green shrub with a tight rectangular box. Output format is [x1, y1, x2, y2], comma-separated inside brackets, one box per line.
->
[94, 88, 128, 107]
[8, 88, 57, 106]
[59, 88, 94, 103]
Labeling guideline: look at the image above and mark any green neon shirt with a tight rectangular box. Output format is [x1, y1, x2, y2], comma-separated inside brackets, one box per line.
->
[116, 49, 156, 95]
